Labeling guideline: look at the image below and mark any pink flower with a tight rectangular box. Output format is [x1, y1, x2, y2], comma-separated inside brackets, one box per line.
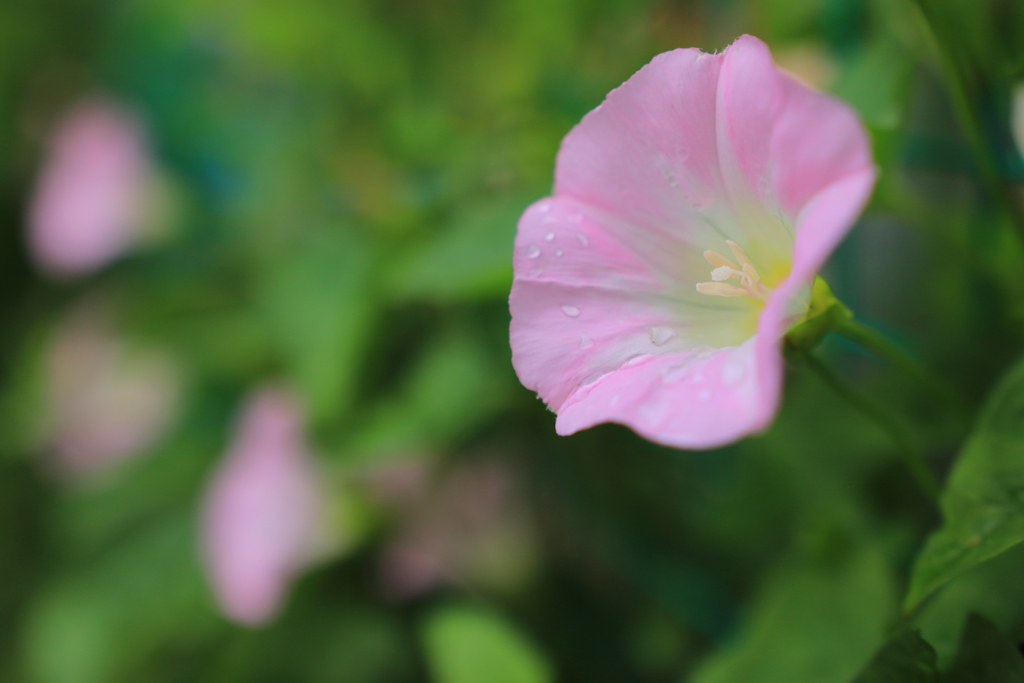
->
[509, 35, 876, 449]
[28, 98, 151, 278]
[43, 300, 182, 481]
[200, 387, 327, 626]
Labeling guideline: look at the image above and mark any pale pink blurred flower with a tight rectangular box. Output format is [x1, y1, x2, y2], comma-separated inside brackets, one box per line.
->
[28, 98, 151, 277]
[44, 301, 182, 480]
[510, 35, 876, 449]
[377, 459, 537, 600]
[200, 387, 328, 626]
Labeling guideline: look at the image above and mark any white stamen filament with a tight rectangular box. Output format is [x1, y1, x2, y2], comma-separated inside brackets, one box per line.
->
[696, 240, 772, 302]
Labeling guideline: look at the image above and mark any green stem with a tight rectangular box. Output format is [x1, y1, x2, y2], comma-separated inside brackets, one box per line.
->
[835, 318, 967, 420]
[799, 350, 942, 504]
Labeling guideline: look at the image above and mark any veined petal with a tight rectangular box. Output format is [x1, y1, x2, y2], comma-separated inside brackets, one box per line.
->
[554, 47, 755, 264]
[515, 196, 758, 309]
[510, 279, 756, 412]
[556, 340, 774, 450]
[716, 35, 873, 230]
[789, 167, 878, 284]
[770, 77, 873, 219]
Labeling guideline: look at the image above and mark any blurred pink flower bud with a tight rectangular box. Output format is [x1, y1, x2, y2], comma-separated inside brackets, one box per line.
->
[200, 387, 328, 626]
[377, 459, 537, 600]
[44, 301, 182, 480]
[28, 98, 151, 277]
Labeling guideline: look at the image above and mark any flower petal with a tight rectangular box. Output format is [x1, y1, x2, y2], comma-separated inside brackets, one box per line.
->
[553, 47, 751, 259]
[789, 167, 878, 284]
[510, 278, 755, 413]
[555, 340, 775, 450]
[770, 77, 874, 219]
[717, 35, 873, 223]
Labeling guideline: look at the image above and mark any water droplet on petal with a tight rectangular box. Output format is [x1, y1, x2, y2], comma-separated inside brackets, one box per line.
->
[646, 325, 675, 346]
[579, 333, 594, 349]
[528, 267, 544, 277]
[610, 393, 620, 406]
[537, 202, 552, 214]
[560, 305, 581, 318]
[526, 244, 541, 259]
[544, 231, 555, 241]
[699, 389, 712, 402]
[722, 359, 745, 386]
[554, 248, 563, 257]
[667, 174, 678, 188]
[570, 213, 584, 224]
[576, 233, 589, 247]
[661, 364, 688, 385]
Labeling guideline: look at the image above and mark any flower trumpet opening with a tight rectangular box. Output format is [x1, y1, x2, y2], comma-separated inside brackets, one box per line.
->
[508, 35, 877, 449]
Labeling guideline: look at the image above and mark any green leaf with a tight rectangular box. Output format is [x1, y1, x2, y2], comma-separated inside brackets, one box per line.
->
[421, 603, 552, 683]
[943, 614, 1024, 683]
[852, 630, 940, 683]
[905, 356, 1024, 610]
[914, 542, 1024, 664]
[688, 540, 893, 683]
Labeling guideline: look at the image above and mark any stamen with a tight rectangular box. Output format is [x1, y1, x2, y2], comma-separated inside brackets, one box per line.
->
[696, 282, 749, 297]
[710, 266, 736, 281]
[703, 250, 739, 270]
[696, 241, 772, 302]
[741, 263, 759, 287]
[726, 240, 753, 269]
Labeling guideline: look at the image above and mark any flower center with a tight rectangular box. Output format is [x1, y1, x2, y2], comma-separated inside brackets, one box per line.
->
[695, 240, 772, 303]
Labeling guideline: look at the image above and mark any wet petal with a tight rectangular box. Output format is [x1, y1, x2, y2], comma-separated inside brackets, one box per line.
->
[555, 341, 775, 450]
[510, 278, 756, 412]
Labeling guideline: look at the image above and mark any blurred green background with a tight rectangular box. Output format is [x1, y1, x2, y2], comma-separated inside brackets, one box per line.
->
[4, 0, 1024, 681]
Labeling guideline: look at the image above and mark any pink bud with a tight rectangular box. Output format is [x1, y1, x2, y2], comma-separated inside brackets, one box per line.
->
[200, 387, 326, 626]
[28, 98, 150, 277]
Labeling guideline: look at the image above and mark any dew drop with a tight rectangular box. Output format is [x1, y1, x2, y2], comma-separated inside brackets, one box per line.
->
[576, 233, 589, 247]
[544, 231, 555, 241]
[528, 267, 544, 277]
[667, 174, 678, 188]
[722, 360, 745, 386]
[699, 389, 712, 402]
[579, 333, 594, 349]
[526, 244, 541, 259]
[570, 213, 584, 224]
[560, 304, 581, 318]
[661, 364, 688, 385]
[554, 248, 564, 257]
[537, 202, 552, 214]
[646, 325, 675, 346]
[610, 393, 620, 406]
